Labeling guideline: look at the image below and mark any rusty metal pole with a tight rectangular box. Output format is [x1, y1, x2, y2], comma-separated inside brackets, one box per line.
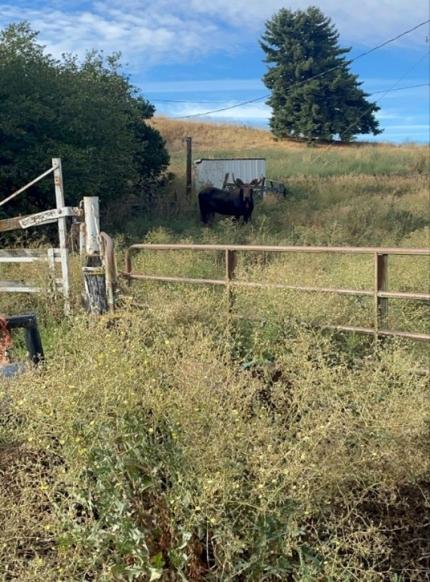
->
[374, 253, 389, 340]
[225, 249, 237, 355]
[185, 137, 192, 198]
[225, 249, 237, 314]
[117, 243, 430, 343]
[124, 248, 133, 288]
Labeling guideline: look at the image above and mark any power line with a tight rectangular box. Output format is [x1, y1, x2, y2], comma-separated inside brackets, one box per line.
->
[151, 97, 252, 103]
[370, 82, 429, 94]
[175, 94, 269, 118]
[310, 52, 429, 165]
[347, 19, 430, 62]
[175, 19, 429, 120]
[153, 83, 428, 107]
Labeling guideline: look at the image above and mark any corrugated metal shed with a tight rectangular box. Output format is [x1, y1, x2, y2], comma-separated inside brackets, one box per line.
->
[194, 158, 266, 191]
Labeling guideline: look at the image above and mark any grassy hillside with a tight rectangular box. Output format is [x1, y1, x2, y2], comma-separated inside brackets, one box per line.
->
[1, 119, 429, 580]
[135, 118, 430, 249]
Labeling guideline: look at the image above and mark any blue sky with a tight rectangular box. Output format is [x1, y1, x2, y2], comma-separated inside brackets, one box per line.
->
[1, 0, 429, 143]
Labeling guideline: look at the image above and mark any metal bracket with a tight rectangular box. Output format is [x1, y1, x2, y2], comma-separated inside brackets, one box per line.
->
[19, 207, 82, 229]
[82, 266, 105, 276]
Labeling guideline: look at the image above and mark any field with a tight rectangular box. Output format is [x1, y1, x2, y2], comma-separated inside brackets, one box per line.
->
[1, 119, 429, 580]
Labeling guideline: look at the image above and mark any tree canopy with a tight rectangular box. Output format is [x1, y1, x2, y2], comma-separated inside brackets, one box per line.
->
[0, 22, 169, 223]
[260, 7, 382, 142]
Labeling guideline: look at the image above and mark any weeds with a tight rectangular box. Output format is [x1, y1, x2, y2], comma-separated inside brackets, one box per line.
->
[0, 121, 429, 580]
[1, 301, 429, 580]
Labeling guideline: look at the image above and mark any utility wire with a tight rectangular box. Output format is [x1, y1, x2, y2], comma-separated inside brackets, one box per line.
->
[153, 83, 428, 106]
[175, 94, 269, 118]
[370, 82, 429, 94]
[310, 52, 429, 165]
[175, 19, 429, 120]
[152, 97, 253, 103]
[346, 19, 430, 62]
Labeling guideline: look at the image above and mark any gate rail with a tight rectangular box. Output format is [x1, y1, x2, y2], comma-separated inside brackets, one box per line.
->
[123, 244, 430, 342]
[0, 158, 77, 312]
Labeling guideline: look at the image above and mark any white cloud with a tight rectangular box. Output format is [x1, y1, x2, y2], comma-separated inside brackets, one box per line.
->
[370, 85, 430, 100]
[2, 0, 428, 143]
[376, 111, 401, 120]
[161, 101, 271, 120]
[382, 124, 429, 129]
[142, 77, 428, 97]
[142, 78, 265, 93]
[0, 0, 428, 69]
[191, 0, 428, 48]
[0, 2, 234, 67]
[187, 0, 429, 45]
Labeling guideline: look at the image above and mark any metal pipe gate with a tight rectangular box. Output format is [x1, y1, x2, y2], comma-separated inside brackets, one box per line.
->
[123, 243, 430, 342]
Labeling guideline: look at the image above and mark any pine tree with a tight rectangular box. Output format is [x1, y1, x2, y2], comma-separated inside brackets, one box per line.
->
[260, 6, 382, 142]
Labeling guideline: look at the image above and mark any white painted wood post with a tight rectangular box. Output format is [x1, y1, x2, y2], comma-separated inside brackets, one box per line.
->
[82, 196, 108, 314]
[83, 197, 100, 256]
[52, 158, 71, 313]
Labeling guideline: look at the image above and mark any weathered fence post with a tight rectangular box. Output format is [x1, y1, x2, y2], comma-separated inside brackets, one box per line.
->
[374, 252, 389, 339]
[82, 197, 108, 315]
[185, 136, 192, 198]
[52, 158, 71, 313]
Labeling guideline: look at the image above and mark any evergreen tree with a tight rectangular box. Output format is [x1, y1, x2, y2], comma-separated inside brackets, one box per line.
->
[260, 7, 382, 142]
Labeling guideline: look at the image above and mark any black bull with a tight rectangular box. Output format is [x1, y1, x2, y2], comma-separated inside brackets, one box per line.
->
[198, 178, 263, 224]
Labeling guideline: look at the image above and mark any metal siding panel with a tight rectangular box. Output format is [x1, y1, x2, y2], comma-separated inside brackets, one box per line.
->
[194, 159, 266, 190]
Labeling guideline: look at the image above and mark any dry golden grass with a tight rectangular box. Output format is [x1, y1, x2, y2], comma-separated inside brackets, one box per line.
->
[150, 116, 425, 155]
[151, 116, 306, 153]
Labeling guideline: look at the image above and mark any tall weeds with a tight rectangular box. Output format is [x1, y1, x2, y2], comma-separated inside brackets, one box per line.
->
[0, 120, 429, 580]
[1, 305, 429, 580]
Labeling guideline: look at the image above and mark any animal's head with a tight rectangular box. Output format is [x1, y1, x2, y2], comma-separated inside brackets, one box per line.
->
[234, 178, 263, 210]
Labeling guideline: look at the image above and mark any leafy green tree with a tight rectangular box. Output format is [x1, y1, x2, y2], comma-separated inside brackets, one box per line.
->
[0, 22, 169, 224]
[260, 7, 382, 142]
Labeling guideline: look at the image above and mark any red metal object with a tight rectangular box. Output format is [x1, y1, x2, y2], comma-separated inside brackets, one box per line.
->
[0, 317, 12, 364]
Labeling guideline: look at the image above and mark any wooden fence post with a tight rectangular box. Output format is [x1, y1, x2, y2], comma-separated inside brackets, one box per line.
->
[374, 253, 389, 339]
[52, 158, 71, 313]
[82, 197, 108, 314]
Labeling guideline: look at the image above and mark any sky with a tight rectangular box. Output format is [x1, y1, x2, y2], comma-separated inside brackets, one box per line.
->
[1, 0, 429, 143]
